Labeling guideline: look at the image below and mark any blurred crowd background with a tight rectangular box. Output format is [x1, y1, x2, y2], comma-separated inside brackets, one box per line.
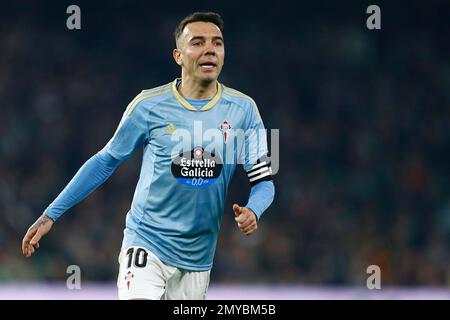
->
[1, 1, 449, 287]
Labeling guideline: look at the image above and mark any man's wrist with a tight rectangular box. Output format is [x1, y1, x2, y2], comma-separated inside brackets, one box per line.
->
[43, 211, 57, 222]
[245, 206, 259, 221]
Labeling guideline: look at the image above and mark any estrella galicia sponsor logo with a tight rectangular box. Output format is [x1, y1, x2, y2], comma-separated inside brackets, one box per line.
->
[171, 147, 222, 187]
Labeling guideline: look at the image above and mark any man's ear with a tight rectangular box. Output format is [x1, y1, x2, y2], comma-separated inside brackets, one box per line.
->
[173, 48, 182, 66]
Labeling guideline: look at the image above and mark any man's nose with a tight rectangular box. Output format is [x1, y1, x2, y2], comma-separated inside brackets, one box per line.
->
[204, 42, 216, 56]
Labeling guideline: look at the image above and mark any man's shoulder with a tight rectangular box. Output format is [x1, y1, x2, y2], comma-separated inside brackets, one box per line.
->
[137, 82, 173, 102]
[126, 82, 173, 116]
[221, 85, 257, 107]
[221, 84, 262, 120]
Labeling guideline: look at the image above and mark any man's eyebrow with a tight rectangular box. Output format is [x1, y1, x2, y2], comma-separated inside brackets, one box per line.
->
[188, 35, 224, 42]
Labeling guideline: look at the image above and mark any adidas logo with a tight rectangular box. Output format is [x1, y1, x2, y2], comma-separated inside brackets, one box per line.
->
[165, 123, 177, 134]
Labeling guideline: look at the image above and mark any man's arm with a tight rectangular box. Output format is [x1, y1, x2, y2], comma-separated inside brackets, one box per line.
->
[43, 149, 122, 221]
[22, 95, 150, 257]
[21, 149, 122, 257]
[234, 98, 275, 236]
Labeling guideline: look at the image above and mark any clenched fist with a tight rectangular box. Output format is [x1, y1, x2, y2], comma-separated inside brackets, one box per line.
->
[233, 204, 258, 236]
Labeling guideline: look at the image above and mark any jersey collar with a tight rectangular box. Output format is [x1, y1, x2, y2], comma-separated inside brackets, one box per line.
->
[172, 78, 223, 111]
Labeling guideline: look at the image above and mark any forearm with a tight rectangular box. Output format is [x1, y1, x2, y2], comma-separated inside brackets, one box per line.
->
[245, 180, 275, 220]
[43, 149, 122, 221]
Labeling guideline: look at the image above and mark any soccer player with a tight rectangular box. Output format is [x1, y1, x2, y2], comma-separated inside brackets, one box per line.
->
[22, 12, 275, 300]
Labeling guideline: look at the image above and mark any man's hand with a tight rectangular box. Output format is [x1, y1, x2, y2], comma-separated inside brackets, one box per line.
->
[22, 214, 54, 258]
[233, 204, 258, 236]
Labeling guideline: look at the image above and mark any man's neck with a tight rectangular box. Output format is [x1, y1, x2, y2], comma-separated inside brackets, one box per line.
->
[178, 76, 217, 100]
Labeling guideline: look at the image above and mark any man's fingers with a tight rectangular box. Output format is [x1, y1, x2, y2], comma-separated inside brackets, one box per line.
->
[28, 244, 34, 257]
[22, 239, 29, 256]
[30, 229, 43, 246]
[243, 223, 257, 234]
[235, 214, 248, 224]
[236, 217, 257, 234]
[22, 229, 36, 256]
[235, 209, 255, 225]
[22, 228, 38, 257]
[26, 243, 33, 257]
[244, 225, 257, 235]
[242, 224, 255, 233]
[237, 218, 252, 229]
[23, 228, 36, 244]
[26, 242, 38, 257]
[25, 244, 33, 257]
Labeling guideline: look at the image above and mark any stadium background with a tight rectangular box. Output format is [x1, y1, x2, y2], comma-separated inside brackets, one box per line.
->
[0, 0, 449, 299]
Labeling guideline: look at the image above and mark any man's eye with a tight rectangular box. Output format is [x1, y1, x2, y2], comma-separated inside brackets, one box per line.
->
[192, 42, 201, 46]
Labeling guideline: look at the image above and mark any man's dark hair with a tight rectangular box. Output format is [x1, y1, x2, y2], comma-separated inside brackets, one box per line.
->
[174, 12, 224, 46]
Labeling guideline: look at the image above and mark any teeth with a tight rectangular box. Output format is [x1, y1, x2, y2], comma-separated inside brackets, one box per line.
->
[201, 65, 214, 68]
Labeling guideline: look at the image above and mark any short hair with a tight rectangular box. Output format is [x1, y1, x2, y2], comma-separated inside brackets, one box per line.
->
[174, 12, 224, 46]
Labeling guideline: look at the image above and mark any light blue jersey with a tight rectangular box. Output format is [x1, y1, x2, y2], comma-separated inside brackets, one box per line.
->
[103, 79, 271, 271]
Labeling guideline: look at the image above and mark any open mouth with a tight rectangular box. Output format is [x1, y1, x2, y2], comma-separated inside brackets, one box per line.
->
[199, 62, 217, 69]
